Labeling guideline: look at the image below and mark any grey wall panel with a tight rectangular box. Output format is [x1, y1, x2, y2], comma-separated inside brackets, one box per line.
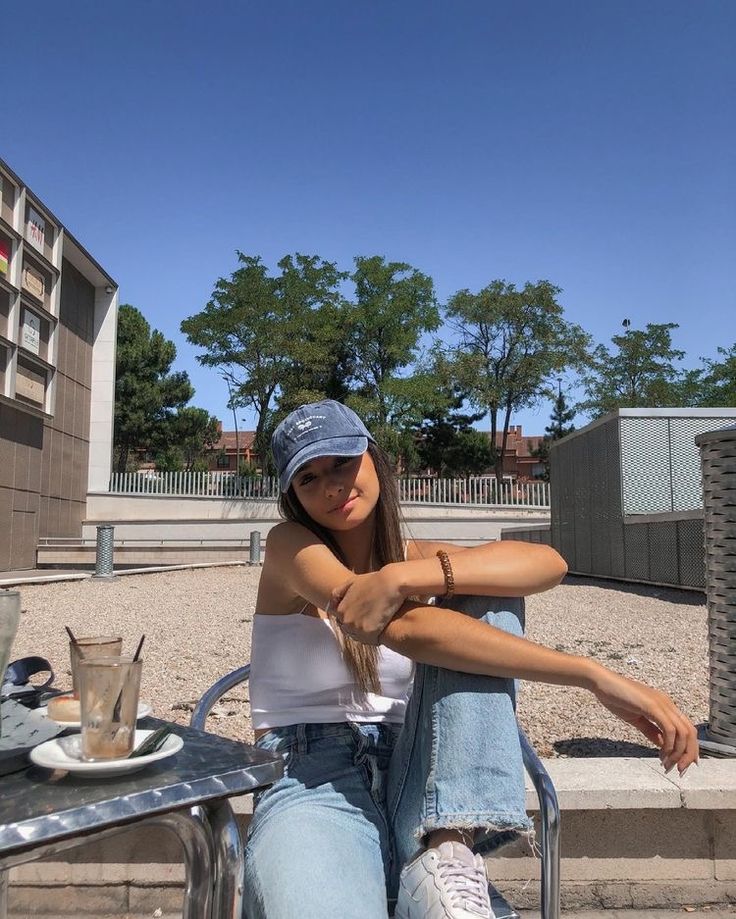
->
[500, 528, 551, 546]
[606, 419, 623, 517]
[590, 423, 611, 574]
[608, 520, 627, 578]
[573, 435, 593, 572]
[624, 522, 650, 581]
[678, 518, 705, 588]
[648, 521, 680, 585]
[552, 436, 576, 566]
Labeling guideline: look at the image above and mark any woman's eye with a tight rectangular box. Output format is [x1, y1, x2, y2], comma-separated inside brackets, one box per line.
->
[335, 456, 352, 468]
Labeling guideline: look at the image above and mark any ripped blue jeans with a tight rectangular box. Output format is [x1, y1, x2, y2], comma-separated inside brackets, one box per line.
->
[243, 595, 532, 919]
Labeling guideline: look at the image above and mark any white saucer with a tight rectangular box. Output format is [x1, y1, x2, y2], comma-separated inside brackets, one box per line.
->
[30, 729, 183, 776]
[37, 701, 153, 728]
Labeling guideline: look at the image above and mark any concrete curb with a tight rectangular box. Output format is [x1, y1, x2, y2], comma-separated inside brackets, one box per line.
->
[0, 560, 250, 588]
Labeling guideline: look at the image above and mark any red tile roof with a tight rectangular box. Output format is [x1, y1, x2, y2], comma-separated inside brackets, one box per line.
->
[215, 431, 257, 451]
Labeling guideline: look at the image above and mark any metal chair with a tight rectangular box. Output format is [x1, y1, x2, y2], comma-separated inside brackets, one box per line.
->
[192, 664, 560, 919]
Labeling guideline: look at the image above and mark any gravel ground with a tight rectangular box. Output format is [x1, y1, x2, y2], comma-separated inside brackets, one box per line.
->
[6, 568, 708, 757]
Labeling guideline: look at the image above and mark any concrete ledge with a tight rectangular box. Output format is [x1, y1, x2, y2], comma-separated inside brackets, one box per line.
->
[7, 756, 736, 913]
[522, 756, 696, 810]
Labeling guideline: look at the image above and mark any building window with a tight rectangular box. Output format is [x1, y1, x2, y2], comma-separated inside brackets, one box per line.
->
[216, 453, 230, 469]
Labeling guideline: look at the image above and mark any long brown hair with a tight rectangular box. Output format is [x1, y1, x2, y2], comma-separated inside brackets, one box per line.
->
[278, 442, 405, 694]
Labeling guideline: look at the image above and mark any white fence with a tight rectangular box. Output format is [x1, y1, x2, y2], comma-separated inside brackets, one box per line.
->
[398, 476, 549, 507]
[108, 472, 280, 498]
[108, 472, 550, 507]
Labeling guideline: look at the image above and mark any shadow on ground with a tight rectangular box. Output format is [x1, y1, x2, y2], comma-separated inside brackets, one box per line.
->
[553, 737, 658, 757]
[562, 575, 705, 607]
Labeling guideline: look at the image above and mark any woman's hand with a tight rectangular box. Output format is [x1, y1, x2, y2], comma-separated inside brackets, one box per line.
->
[331, 565, 406, 645]
[589, 664, 699, 774]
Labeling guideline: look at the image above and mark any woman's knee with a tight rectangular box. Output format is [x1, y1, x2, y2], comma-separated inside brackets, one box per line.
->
[440, 594, 525, 636]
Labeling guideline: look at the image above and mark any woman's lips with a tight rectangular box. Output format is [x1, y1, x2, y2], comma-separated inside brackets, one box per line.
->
[332, 495, 358, 513]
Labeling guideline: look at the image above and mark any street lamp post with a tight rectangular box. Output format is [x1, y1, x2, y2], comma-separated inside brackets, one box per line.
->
[222, 376, 241, 475]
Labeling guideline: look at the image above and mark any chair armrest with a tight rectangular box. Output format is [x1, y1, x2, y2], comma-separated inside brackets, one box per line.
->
[518, 725, 560, 919]
[191, 664, 251, 731]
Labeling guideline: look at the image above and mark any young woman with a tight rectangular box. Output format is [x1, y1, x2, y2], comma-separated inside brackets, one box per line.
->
[245, 400, 698, 919]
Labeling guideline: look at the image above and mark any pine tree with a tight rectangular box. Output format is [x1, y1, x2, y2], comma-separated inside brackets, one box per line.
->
[545, 391, 576, 440]
[532, 390, 576, 481]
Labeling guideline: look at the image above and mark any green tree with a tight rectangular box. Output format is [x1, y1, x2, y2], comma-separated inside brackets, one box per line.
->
[579, 322, 686, 417]
[324, 255, 445, 468]
[411, 387, 494, 476]
[275, 254, 353, 405]
[532, 388, 577, 481]
[693, 344, 736, 407]
[114, 305, 193, 474]
[153, 446, 185, 473]
[345, 256, 441, 427]
[445, 280, 589, 482]
[153, 406, 220, 471]
[181, 253, 347, 466]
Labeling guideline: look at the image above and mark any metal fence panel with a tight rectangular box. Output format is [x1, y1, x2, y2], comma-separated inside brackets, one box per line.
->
[620, 417, 672, 514]
[670, 417, 731, 511]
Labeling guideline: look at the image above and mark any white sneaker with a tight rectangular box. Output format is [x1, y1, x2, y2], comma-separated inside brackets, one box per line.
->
[395, 840, 494, 919]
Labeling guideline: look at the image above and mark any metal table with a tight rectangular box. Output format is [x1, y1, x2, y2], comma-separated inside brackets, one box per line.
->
[0, 717, 282, 919]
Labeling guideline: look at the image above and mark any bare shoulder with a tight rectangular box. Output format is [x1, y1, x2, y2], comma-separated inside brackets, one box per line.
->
[257, 523, 313, 614]
[265, 520, 320, 557]
[258, 522, 344, 615]
[406, 539, 470, 560]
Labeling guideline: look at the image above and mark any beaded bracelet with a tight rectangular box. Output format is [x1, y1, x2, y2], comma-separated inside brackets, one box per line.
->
[436, 550, 455, 600]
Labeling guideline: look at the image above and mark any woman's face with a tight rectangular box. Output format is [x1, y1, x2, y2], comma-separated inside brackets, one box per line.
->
[291, 451, 380, 531]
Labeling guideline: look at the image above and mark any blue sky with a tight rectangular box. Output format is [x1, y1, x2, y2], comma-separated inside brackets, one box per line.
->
[4, 1, 735, 435]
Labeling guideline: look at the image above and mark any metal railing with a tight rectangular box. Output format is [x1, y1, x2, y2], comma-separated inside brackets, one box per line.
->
[397, 476, 549, 507]
[108, 472, 281, 498]
[108, 471, 550, 507]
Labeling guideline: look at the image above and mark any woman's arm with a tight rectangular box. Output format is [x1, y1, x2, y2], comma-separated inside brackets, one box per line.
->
[258, 521, 378, 613]
[380, 602, 699, 775]
[331, 540, 567, 641]
[398, 540, 568, 598]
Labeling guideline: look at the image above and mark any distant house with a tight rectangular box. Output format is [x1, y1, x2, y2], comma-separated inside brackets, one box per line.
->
[492, 425, 546, 481]
[208, 427, 258, 471]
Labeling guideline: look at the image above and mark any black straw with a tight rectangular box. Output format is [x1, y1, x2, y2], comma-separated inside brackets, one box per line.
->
[133, 635, 145, 662]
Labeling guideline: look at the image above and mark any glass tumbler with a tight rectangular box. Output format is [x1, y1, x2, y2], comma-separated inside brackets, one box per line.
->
[78, 656, 142, 761]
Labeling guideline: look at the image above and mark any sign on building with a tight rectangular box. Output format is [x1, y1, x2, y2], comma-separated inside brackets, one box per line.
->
[22, 263, 45, 300]
[26, 207, 45, 254]
[21, 309, 41, 355]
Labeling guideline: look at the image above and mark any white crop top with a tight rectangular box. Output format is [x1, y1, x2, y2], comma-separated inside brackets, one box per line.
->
[249, 613, 415, 730]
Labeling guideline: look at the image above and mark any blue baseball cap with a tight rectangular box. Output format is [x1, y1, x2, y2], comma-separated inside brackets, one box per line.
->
[272, 400, 375, 492]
